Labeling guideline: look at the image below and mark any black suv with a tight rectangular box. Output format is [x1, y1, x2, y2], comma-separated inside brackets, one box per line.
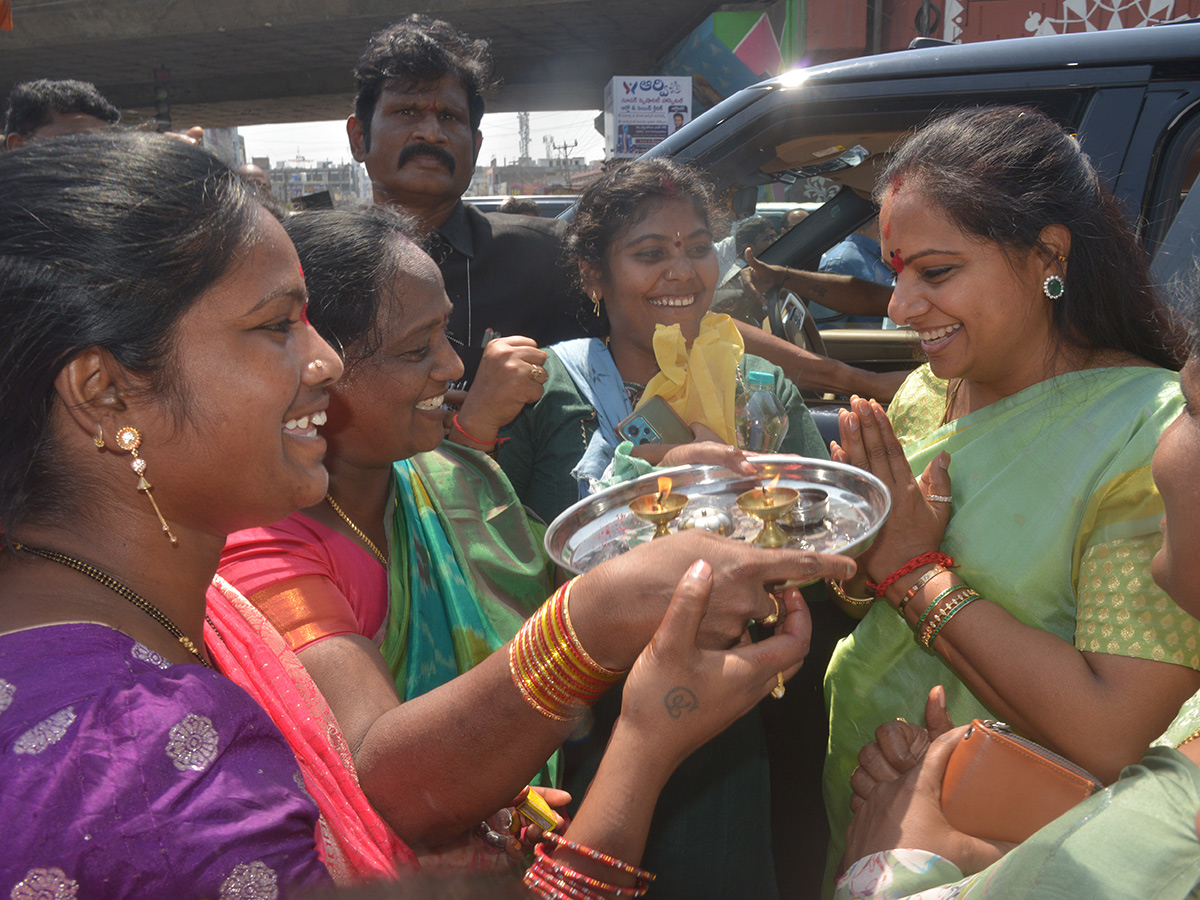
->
[650, 22, 1200, 382]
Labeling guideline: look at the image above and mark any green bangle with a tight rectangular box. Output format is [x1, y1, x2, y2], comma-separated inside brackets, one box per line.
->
[913, 583, 964, 633]
[924, 593, 980, 650]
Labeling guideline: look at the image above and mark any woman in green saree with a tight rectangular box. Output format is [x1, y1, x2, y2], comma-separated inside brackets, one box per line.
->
[828, 286, 1200, 900]
[217, 204, 845, 866]
[820, 106, 1200, 892]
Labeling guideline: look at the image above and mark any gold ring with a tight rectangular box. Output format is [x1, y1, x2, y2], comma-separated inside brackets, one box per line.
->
[530, 364, 546, 383]
[757, 594, 781, 628]
[771, 672, 786, 700]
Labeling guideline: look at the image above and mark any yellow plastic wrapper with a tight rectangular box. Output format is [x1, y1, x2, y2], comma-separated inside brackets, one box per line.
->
[641, 312, 745, 445]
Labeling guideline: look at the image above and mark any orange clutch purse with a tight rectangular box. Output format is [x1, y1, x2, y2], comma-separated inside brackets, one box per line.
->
[940, 719, 1104, 843]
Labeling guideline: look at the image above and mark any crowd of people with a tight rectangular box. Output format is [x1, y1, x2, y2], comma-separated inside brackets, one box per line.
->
[2, 12, 1200, 900]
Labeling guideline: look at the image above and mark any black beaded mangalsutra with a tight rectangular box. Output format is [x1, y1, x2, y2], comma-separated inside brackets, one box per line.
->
[12, 542, 212, 668]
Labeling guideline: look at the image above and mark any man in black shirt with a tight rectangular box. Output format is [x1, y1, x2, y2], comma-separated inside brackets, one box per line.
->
[347, 15, 584, 401]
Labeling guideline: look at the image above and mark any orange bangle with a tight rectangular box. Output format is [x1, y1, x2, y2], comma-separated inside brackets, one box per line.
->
[508, 580, 625, 721]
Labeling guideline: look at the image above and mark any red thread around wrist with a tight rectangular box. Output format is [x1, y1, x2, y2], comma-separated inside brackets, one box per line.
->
[868, 551, 956, 598]
[452, 412, 509, 448]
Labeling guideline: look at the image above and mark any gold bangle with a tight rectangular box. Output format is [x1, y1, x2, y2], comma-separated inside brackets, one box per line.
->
[828, 579, 874, 607]
[897, 565, 945, 616]
[561, 578, 625, 679]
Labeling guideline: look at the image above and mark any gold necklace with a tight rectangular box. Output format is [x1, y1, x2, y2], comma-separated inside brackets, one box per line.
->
[12, 542, 212, 668]
[1177, 725, 1200, 749]
[325, 493, 389, 567]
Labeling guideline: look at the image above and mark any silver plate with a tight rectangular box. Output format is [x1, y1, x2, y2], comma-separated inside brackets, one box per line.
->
[545, 455, 892, 575]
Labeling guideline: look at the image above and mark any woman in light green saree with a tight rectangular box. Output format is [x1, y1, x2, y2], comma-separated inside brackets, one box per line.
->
[819, 107, 1200, 894]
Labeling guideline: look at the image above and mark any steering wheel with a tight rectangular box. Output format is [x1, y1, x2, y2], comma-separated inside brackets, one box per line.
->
[766, 287, 827, 356]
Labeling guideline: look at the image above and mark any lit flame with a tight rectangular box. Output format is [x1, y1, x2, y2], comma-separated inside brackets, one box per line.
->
[762, 474, 781, 505]
[656, 476, 673, 507]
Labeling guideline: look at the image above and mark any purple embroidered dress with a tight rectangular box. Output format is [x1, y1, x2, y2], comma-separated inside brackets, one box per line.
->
[0, 623, 331, 899]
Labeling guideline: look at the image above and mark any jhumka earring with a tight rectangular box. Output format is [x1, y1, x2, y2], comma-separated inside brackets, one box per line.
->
[114, 426, 177, 545]
[590, 290, 602, 318]
[92, 425, 106, 449]
[1043, 274, 1065, 300]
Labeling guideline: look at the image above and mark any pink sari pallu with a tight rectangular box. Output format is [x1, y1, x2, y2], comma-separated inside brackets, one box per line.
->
[205, 575, 416, 883]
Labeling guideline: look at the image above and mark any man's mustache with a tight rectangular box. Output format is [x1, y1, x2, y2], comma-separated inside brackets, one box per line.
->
[397, 144, 456, 173]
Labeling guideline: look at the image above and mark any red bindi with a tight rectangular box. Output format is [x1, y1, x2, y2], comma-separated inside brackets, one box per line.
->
[890, 249, 904, 274]
[300, 303, 310, 324]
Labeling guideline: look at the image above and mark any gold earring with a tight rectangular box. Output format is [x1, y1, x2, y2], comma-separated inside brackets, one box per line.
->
[114, 426, 177, 546]
[93, 425, 105, 449]
[590, 290, 602, 318]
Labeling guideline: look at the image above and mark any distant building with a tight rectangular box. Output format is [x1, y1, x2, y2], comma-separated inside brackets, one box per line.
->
[467, 155, 592, 198]
[203, 128, 246, 169]
[256, 155, 370, 207]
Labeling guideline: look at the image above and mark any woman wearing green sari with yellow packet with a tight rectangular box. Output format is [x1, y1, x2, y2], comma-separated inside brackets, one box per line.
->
[820, 107, 1200, 894]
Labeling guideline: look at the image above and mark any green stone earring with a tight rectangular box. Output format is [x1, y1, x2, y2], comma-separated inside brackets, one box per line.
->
[1043, 274, 1065, 300]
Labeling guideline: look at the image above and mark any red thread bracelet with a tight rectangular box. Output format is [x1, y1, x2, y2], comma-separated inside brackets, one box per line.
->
[868, 551, 956, 598]
[452, 412, 509, 448]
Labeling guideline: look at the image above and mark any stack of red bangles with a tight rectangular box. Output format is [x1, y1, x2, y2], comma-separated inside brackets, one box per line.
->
[509, 578, 625, 721]
[524, 832, 655, 899]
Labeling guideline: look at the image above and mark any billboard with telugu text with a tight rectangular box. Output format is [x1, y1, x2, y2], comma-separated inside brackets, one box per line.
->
[604, 76, 692, 159]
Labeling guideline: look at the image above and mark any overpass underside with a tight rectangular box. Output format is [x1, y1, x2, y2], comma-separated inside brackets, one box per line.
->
[1, 0, 721, 127]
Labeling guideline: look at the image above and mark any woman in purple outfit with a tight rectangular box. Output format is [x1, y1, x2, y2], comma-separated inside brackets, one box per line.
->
[0, 131, 343, 898]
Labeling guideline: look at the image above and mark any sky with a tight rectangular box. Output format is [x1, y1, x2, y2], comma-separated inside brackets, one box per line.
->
[240, 109, 607, 168]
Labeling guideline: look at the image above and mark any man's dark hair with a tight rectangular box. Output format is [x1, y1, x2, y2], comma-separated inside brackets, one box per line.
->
[734, 216, 777, 257]
[353, 14, 496, 150]
[3, 79, 120, 141]
[497, 196, 541, 216]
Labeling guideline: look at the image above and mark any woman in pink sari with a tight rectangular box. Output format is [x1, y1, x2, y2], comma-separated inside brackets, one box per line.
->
[216, 205, 856, 884]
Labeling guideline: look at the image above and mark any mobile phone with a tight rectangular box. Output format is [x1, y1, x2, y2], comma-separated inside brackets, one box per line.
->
[616, 396, 694, 446]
